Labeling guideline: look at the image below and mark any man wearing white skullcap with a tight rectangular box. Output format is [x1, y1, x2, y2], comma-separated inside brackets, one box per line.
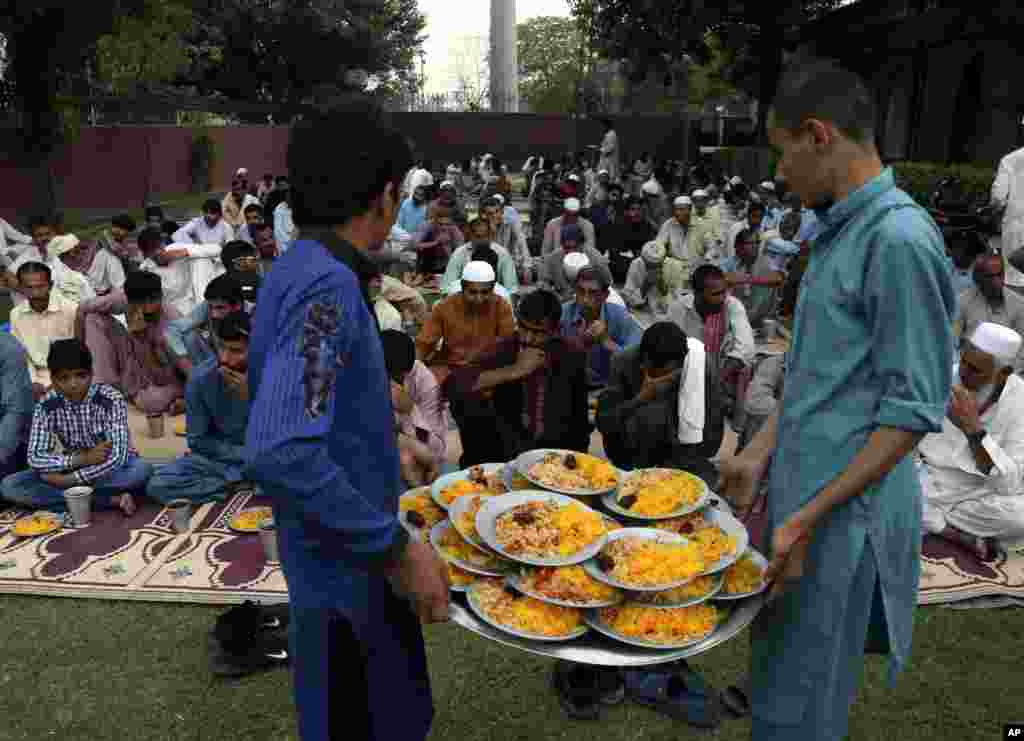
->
[541, 198, 597, 257]
[621, 241, 687, 320]
[957, 251, 1024, 373]
[640, 178, 671, 233]
[918, 322, 1024, 559]
[539, 223, 606, 302]
[656, 195, 716, 281]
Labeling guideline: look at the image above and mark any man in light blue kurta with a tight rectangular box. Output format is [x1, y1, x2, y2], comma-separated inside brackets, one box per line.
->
[721, 59, 955, 741]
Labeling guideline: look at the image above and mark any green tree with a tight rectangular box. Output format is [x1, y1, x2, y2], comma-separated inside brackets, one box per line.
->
[93, 0, 194, 94]
[517, 16, 581, 113]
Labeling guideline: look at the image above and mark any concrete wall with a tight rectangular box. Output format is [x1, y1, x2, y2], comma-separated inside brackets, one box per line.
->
[0, 113, 691, 222]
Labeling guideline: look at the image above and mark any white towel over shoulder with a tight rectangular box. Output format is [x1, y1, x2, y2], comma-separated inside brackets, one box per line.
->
[677, 337, 707, 445]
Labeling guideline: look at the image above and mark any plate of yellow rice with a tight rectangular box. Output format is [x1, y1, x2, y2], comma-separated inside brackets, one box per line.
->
[695, 507, 748, 575]
[448, 493, 494, 552]
[477, 493, 609, 566]
[583, 528, 706, 591]
[399, 488, 447, 535]
[430, 520, 513, 577]
[585, 603, 724, 649]
[603, 469, 709, 520]
[467, 579, 589, 641]
[716, 549, 768, 599]
[229, 507, 273, 533]
[431, 463, 506, 511]
[514, 449, 620, 496]
[507, 565, 624, 608]
[12, 511, 63, 538]
[446, 562, 480, 591]
[630, 573, 724, 608]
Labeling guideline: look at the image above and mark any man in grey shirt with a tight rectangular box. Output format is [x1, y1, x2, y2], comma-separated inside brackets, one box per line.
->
[958, 252, 1024, 373]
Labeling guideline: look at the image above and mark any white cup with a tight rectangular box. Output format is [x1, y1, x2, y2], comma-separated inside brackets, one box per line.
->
[259, 520, 280, 564]
[63, 486, 94, 527]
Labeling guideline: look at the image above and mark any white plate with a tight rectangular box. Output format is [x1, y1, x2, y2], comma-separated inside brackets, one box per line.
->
[448, 494, 492, 552]
[582, 528, 702, 592]
[505, 570, 624, 609]
[628, 572, 724, 609]
[430, 463, 505, 511]
[466, 582, 589, 643]
[513, 449, 620, 497]
[502, 462, 534, 492]
[429, 520, 512, 578]
[714, 548, 769, 600]
[398, 488, 444, 538]
[476, 492, 609, 567]
[602, 469, 711, 520]
[583, 604, 726, 650]
[696, 507, 750, 576]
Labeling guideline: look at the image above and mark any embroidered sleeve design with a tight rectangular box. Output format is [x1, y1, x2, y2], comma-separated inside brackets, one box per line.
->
[300, 302, 342, 419]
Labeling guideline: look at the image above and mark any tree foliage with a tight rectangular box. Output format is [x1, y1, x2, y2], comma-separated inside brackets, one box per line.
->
[94, 0, 195, 94]
[517, 16, 581, 114]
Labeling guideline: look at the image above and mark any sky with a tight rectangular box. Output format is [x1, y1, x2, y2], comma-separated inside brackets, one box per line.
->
[418, 0, 570, 93]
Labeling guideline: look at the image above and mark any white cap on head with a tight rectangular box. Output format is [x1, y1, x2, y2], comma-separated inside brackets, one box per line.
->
[563, 252, 591, 282]
[492, 193, 505, 205]
[568, 174, 581, 182]
[440, 180, 456, 189]
[47, 234, 80, 257]
[691, 189, 708, 199]
[968, 322, 1022, 368]
[641, 180, 661, 195]
[673, 196, 693, 207]
[730, 175, 743, 186]
[641, 241, 667, 265]
[564, 198, 581, 212]
[235, 167, 248, 177]
[760, 181, 775, 192]
[598, 169, 610, 177]
[462, 260, 496, 284]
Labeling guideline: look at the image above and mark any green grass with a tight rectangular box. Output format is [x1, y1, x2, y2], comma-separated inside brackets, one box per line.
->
[0, 595, 1017, 741]
[63, 192, 218, 241]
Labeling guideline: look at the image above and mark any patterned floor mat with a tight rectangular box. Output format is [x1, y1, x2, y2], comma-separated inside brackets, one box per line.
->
[919, 535, 1024, 605]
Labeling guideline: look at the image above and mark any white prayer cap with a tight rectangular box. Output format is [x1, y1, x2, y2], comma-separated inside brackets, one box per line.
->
[567, 174, 581, 182]
[641, 180, 661, 195]
[760, 180, 775, 192]
[563, 252, 591, 282]
[730, 175, 743, 186]
[691, 189, 708, 199]
[440, 180, 456, 189]
[492, 193, 505, 205]
[462, 260, 496, 284]
[47, 234, 80, 257]
[673, 196, 693, 207]
[598, 169, 610, 177]
[564, 197, 581, 212]
[235, 167, 248, 177]
[967, 322, 1022, 368]
[641, 241, 667, 265]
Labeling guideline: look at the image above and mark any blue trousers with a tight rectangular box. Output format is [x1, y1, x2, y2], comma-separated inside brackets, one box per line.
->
[1, 457, 153, 511]
[146, 453, 242, 504]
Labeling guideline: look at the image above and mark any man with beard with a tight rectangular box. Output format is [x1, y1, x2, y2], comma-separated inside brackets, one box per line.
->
[541, 198, 596, 257]
[446, 289, 590, 467]
[10, 262, 78, 400]
[721, 227, 789, 328]
[560, 262, 642, 389]
[599, 196, 656, 285]
[147, 311, 254, 504]
[397, 185, 430, 235]
[657, 195, 716, 283]
[621, 242, 688, 321]
[174, 200, 234, 247]
[484, 195, 529, 271]
[57, 232, 126, 297]
[235, 204, 266, 246]
[164, 273, 246, 379]
[919, 322, 1024, 560]
[440, 218, 519, 294]
[540, 223, 607, 303]
[222, 178, 261, 230]
[956, 252, 1024, 372]
[717, 58, 955, 740]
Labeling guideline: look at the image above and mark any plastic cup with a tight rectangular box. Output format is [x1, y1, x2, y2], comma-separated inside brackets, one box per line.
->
[259, 520, 280, 564]
[167, 499, 192, 533]
[761, 319, 778, 340]
[147, 414, 166, 438]
[63, 486, 93, 527]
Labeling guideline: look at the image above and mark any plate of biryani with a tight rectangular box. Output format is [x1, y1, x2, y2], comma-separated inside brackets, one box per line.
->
[602, 469, 709, 520]
[715, 549, 769, 600]
[446, 562, 480, 592]
[430, 520, 513, 577]
[467, 579, 589, 642]
[585, 603, 725, 649]
[448, 493, 493, 552]
[502, 462, 536, 492]
[399, 488, 447, 535]
[583, 528, 706, 592]
[629, 573, 724, 609]
[476, 493, 609, 566]
[650, 507, 748, 575]
[431, 463, 506, 510]
[12, 511, 63, 538]
[506, 565, 624, 608]
[229, 507, 273, 533]
[514, 449, 620, 496]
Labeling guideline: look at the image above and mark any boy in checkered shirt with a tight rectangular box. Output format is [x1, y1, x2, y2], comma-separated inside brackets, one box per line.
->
[0, 339, 151, 514]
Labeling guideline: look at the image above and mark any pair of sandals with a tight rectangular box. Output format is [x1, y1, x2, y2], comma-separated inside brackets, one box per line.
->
[209, 601, 291, 677]
[552, 660, 724, 729]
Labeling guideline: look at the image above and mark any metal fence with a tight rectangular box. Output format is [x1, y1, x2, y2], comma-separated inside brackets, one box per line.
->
[385, 91, 523, 113]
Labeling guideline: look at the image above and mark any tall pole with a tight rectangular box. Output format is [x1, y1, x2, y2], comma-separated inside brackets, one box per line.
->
[490, 0, 519, 112]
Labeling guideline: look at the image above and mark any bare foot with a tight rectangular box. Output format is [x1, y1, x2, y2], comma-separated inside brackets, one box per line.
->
[117, 493, 137, 517]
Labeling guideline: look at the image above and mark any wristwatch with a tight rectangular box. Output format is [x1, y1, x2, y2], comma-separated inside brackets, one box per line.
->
[966, 430, 987, 447]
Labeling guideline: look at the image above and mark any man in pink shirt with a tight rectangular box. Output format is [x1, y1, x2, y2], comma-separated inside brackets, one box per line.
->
[381, 330, 448, 486]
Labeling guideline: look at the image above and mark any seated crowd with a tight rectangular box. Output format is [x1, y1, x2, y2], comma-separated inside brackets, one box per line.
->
[0, 156, 1022, 573]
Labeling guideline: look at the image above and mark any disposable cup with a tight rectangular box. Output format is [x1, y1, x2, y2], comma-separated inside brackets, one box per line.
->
[761, 319, 778, 339]
[259, 520, 280, 564]
[167, 499, 192, 533]
[63, 486, 93, 527]
[147, 414, 166, 438]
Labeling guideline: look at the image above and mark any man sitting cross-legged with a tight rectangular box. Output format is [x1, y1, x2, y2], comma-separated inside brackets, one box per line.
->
[1, 339, 151, 515]
[10, 262, 78, 401]
[165, 273, 246, 381]
[919, 322, 1024, 559]
[77, 270, 185, 417]
[445, 289, 591, 468]
[597, 322, 725, 484]
[381, 330, 447, 487]
[146, 311, 253, 505]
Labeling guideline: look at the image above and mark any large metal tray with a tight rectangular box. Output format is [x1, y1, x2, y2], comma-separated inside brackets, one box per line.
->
[449, 590, 764, 667]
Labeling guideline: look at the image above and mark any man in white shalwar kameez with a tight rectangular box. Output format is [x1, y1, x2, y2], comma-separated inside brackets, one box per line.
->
[597, 120, 620, 183]
[919, 322, 1024, 558]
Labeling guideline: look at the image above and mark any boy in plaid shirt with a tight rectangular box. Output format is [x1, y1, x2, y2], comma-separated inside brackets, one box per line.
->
[0, 339, 152, 514]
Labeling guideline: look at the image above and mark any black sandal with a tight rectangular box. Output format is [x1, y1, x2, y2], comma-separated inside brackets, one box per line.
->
[721, 678, 751, 718]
